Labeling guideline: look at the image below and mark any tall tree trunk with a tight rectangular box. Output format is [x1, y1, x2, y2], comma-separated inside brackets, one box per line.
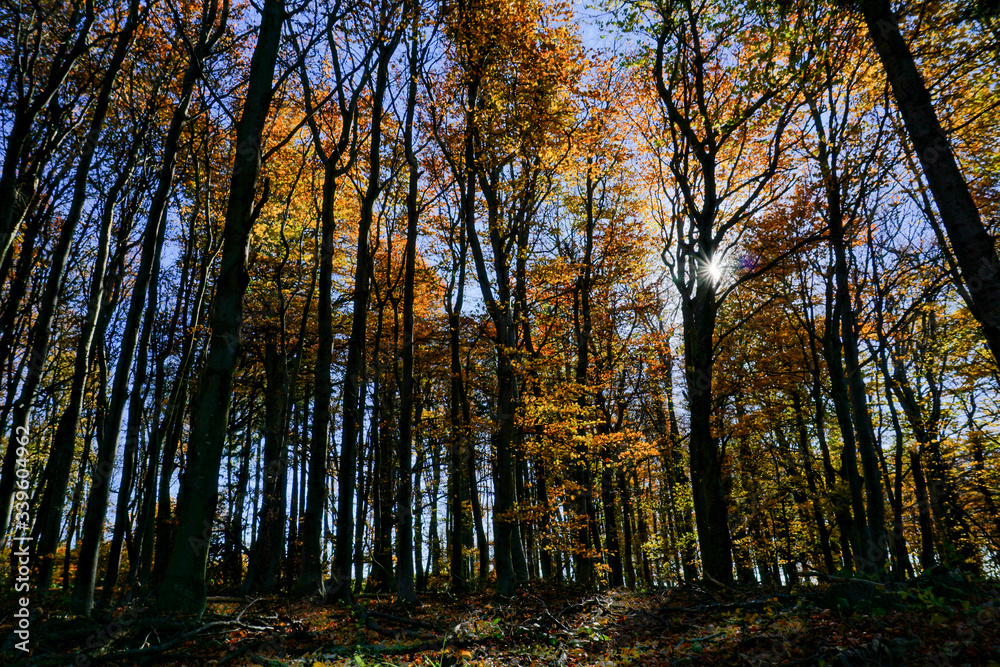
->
[601, 463, 624, 587]
[571, 168, 597, 587]
[396, 12, 420, 606]
[0, 111, 141, 544]
[681, 277, 733, 584]
[296, 15, 365, 594]
[866, 235, 913, 578]
[354, 433, 370, 591]
[911, 448, 936, 570]
[27, 3, 141, 589]
[370, 347, 395, 594]
[158, 0, 283, 613]
[892, 354, 976, 569]
[832, 211, 887, 572]
[243, 340, 289, 593]
[536, 460, 553, 580]
[510, 453, 530, 581]
[822, 264, 872, 573]
[300, 161, 337, 597]
[466, 168, 518, 596]
[860, 0, 1000, 366]
[634, 469, 653, 586]
[331, 32, 400, 600]
[618, 469, 636, 588]
[791, 392, 835, 574]
[447, 301, 468, 590]
[226, 422, 254, 586]
[73, 151, 169, 614]
[429, 439, 441, 578]
[469, 434, 489, 581]
[143, 243, 215, 587]
[661, 361, 698, 582]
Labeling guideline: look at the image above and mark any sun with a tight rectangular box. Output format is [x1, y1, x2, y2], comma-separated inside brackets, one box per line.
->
[699, 254, 724, 285]
[707, 257, 723, 283]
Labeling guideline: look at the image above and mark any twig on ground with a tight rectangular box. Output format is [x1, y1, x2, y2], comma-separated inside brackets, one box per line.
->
[557, 598, 598, 617]
[88, 618, 276, 665]
[799, 571, 887, 588]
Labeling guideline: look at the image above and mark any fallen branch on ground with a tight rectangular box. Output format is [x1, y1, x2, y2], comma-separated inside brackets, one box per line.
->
[87, 600, 277, 666]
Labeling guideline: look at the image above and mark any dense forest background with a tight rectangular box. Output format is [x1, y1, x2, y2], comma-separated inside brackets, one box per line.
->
[1, 0, 999, 627]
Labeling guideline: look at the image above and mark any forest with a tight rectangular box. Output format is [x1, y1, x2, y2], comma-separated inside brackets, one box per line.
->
[1, 0, 1000, 664]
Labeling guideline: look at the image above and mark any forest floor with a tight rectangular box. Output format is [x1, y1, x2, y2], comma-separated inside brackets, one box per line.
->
[5, 572, 1000, 666]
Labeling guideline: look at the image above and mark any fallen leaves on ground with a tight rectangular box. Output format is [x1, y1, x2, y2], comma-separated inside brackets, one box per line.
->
[5, 574, 1000, 666]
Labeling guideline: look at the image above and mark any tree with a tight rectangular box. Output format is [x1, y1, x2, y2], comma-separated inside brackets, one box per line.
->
[294, 0, 373, 599]
[159, 0, 284, 614]
[856, 0, 1000, 368]
[647, 0, 797, 584]
[330, 9, 404, 601]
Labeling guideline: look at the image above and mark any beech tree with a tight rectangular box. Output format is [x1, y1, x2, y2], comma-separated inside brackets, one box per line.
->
[159, 0, 284, 614]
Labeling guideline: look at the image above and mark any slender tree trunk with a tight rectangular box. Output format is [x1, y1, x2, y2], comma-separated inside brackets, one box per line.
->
[149, 398, 187, 586]
[601, 463, 624, 586]
[296, 6, 368, 596]
[354, 433, 370, 591]
[634, 469, 653, 587]
[144, 247, 214, 587]
[469, 435, 489, 581]
[448, 308, 468, 590]
[662, 363, 698, 581]
[911, 448, 936, 570]
[822, 264, 872, 573]
[467, 175, 517, 595]
[791, 392, 835, 574]
[73, 156, 167, 614]
[61, 422, 93, 591]
[0, 121, 136, 544]
[969, 428, 1000, 552]
[834, 213, 887, 572]
[159, 0, 283, 613]
[26, 4, 140, 587]
[300, 163, 337, 597]
[860, 0, 1000, 366]
[413, 394, 426, 591]
[370, 347, 395, 593]
[618, 469, 636, 588]
[332, 33, 400, 599]
[226, 423, 253, 586]
[892, 357, 976, 568]
[536, 460, 553, 580]
[243, 340, 289, 593]
[510, 453, 529, 581]
[396, 15, 420, 605]
[429, 440, 441, 578]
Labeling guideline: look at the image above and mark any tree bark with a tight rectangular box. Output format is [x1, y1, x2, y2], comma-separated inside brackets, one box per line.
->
[396, 9, 421, 607]
[158, 0, 283, 614]
[27, 3, 141, 590]
[860, 0, 1000, 367]
[243, 340, 289, 593]
[331, 31, 400, 601]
